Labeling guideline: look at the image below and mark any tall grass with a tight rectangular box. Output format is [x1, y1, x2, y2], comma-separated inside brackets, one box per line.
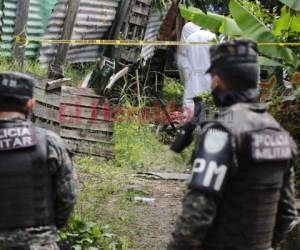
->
[0, 57, 93, 86]
[0, 58, 47, 76]
[114, 74, 192, 172]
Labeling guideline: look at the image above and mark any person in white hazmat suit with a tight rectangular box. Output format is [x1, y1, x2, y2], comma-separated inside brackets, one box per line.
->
[177, 22, 216, 118]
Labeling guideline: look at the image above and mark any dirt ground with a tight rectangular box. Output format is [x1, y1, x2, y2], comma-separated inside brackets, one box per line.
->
[128, 178, 186, 250]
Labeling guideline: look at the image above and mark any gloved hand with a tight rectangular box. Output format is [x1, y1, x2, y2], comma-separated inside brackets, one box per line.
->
[170, 100, 206, 153]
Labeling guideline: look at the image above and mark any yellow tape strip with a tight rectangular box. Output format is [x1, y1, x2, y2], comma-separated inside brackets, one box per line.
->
[12, 36, 300, 46]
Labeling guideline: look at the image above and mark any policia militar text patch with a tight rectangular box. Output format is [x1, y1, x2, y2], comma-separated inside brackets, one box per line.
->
[0, 124, 37, 151]
[251, 129, 292, 162]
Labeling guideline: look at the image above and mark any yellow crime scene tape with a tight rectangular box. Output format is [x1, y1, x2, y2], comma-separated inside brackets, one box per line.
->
[12, 35, 300, 47]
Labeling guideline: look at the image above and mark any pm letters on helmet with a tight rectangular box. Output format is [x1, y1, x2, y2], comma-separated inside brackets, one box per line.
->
[0, 126, 37, 151]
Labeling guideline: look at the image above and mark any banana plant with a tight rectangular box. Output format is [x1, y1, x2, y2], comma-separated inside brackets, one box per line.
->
[178, 0, 208, 13]
[154, 0, 228, 13]
[273, 5, 300, 37]
[229, 0, 299, 68]
[179, 0, 300, 69]
[278, 0, 300, 11]
[180, 5, 242, 36]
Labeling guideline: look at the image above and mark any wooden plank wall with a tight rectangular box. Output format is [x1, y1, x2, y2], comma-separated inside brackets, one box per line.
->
[33, 79, 61, 134]
[60, 86, 114, 158]
[32, 81, 114, 159]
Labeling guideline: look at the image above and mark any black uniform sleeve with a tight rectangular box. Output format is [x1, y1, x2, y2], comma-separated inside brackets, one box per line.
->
[168, 124, 234, 249]
[273, 166, 298, 247]
[47, 130, 78, 229]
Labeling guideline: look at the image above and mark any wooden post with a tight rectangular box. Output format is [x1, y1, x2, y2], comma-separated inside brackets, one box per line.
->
[13, 0, 30, 71]
[48, 0, 80, 79]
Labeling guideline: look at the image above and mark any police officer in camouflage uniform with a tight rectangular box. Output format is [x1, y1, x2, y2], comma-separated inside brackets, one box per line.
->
[168, 40, 298, 250]
[0, 72, 78, 250]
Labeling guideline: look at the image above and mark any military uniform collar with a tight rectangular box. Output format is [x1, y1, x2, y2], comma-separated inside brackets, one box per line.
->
[225, 103, 268, 113]
[0, 117, 27, 122]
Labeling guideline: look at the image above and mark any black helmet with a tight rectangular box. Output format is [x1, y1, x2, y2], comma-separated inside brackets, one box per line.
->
[206, 39, 258, 73]
[0, 72, 36, 100]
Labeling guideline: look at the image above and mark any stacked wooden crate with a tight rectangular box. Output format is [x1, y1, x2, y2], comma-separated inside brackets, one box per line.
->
[33, 79, 114, 159]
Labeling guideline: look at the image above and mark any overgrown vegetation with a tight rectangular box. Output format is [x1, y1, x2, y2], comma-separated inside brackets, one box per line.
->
[61, 158, 134, 250]
[0, 58, 47, 76]
[114, 115, 192, 172]
[0, 58, 93, 85]
[269, 86, 300, 189]
[180, 0, 300, 73]
[114, 75, 192, 172]
[0, 57, 191, 249]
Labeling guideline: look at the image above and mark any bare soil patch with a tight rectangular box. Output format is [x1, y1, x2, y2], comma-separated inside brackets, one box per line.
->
[128, 178, 186, 250]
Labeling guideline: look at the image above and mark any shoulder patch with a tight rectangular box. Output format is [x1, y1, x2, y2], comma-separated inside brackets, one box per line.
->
[191, 158, 228, 192]
[251, 129, 293, 162]
[204, 129, 229, 154]
[190, 125, 233, 195]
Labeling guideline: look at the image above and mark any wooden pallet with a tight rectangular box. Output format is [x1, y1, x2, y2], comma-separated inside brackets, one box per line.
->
[33, 79, 60, 134]
[60, 86, 114, 158]
[33, 79, 114, 159]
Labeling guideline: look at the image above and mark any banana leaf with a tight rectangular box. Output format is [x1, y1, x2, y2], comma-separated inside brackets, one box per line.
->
[278, 0, 300, 11]
[273, 6, 300, 37]
[258, 56, 283, 67]
[179, 5, 242, 37]
[229, 0, 299, 68]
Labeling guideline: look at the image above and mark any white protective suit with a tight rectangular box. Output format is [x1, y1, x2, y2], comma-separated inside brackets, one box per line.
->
[177, 22, 216, 116]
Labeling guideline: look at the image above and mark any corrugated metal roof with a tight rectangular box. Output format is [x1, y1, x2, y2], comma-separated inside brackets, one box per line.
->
[0, 0, 169, 63]
[0, 0, 16, 57]
[26, 0, 45, 57]
[40, 0, 170, 66]
[40, 0, 120, 66]
[0, 0, 57, 58]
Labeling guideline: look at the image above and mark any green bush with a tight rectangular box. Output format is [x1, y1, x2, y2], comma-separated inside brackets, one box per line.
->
[61, 158, 133, 250]
[270, 87, 300, 189]
[60, 216, 128, 250]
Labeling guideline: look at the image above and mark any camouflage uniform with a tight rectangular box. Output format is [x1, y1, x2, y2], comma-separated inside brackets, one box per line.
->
[0, 122, 78, 250]
[0, 72, 78, 250]
[168, 40, 298, 250]
[168, 104, 298, 250]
